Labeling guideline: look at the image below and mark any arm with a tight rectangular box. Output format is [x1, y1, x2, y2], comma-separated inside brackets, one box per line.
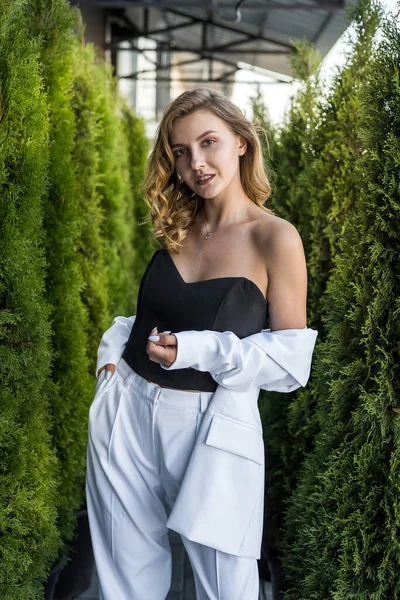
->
[160, 326, 318, 392]
[95, 315, 136, 377]
[161, 221, 318, 392]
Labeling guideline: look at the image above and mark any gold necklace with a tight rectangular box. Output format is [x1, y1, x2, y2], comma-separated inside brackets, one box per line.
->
[201, 204, 250, 240]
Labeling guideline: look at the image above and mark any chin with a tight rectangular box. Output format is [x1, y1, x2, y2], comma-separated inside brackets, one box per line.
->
[199, 188, 220, 200]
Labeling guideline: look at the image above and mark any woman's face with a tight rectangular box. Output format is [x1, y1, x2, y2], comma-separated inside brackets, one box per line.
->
[170, 108, 247, 201]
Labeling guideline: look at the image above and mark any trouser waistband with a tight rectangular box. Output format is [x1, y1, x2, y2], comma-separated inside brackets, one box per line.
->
[117, 358, 214, 412]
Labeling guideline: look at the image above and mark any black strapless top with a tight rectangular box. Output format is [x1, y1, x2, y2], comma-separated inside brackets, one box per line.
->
[121, 249, 269, 391]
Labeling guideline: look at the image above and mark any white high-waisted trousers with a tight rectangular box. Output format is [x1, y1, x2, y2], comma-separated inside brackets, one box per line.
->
[85, 357, 259, 600]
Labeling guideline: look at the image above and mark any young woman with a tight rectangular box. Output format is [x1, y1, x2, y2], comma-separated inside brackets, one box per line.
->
[86, 87, 318, 600]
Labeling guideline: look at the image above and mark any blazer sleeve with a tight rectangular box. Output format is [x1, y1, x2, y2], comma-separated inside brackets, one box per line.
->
[160, 326, 319, 393]
[95, 315, 136, 377]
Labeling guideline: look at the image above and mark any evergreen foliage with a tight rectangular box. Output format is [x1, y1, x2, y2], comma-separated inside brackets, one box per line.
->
[253, 0, 384, 558]
[70, 19, 111, 374]
[285, 0, 381, 485]
[0, 1, 62, 597]
[267, 36, 322, 258]
[0, 0, 148, 594]
[92, 60, 136, 318]
[282, 9, 400, 597]
[120, 103, 152, 305]
[26, 0, 94, 542]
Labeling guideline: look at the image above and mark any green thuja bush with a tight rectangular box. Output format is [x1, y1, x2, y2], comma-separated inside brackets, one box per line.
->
[285, 0, 382, 469]
[0, 1, 62, 598]
[266, 36, 321, 258]
[282, 7, 400, 597]
[70, 19, 111, 374]
[26, 0, 93, 542]
[304, 0, 382, 335]
[280, 0, 384, 570]
[1, 0, 148, 595]
[251, 84, 279, 201]
[253, 0, 383, 554]
[92, 59, 136, 318]
[120, 102, 152, 306]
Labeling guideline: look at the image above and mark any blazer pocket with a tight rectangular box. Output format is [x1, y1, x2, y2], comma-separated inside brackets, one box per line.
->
[205, 412, 264, 465]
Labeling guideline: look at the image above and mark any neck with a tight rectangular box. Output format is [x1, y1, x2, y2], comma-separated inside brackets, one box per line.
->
[201, 196, 252, 228]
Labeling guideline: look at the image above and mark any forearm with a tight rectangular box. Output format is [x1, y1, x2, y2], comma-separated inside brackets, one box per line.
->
[95, 315, 136, 376]
[160, 327, 318, 392]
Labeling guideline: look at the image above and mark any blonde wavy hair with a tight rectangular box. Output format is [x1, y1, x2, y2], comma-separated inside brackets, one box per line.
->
[141, 87, 274, 253]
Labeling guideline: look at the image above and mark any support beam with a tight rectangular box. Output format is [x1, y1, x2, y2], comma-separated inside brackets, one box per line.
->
[107, 45, 291, 54]
[72, 0, 345, 12]
[167, 8, 294, 50]
[118, 75, 291, 84]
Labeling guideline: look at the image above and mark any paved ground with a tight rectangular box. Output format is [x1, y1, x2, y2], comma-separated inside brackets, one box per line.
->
[76, 529, 273, 600]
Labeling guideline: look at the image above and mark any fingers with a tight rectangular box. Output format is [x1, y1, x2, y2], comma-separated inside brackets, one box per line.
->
[146, 331, 177, 365]
[148, 349, 175, 367]
[97, 363, 116, 379]
[147, 332, 177, 346]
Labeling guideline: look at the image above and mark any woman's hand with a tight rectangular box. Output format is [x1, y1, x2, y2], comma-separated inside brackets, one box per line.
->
[97, 363, 115, 379]
[147, 327, 178, 367]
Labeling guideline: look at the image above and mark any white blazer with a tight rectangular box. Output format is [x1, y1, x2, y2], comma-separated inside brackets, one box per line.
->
[96, 317, 318, 559]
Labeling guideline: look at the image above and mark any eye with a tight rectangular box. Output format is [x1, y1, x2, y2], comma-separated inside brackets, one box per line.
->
[173, 139, 215, 158]
[174, 148, 187, 157]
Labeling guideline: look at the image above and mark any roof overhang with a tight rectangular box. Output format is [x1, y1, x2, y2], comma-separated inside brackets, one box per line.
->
[71, 0, 354, 86]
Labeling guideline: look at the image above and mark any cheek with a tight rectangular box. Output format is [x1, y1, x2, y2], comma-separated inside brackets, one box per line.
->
[218, 150, 240, 176]
[214, 143, 237, 165]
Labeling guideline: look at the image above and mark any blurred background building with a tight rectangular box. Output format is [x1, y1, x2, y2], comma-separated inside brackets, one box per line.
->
[70, 0, 398, 138]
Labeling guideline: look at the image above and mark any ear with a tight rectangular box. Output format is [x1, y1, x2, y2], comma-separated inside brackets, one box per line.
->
[238, 136, 247, 156]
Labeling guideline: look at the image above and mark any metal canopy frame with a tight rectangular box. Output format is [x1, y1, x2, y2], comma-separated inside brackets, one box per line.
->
[108, 6, 291, 84]
[72, 0, 347, 85]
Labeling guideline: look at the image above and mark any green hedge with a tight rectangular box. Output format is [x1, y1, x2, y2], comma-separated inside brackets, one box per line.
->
[70, 19, 110, 372]
[27, 0, 94, 544]
[0, 0, 148, 597]
[253, 0, 400, 596]
[0, 2, 61, 598]
[255, 0, 382, 553]
[282, 7, 400, 597]
[120, 102, 153, 305]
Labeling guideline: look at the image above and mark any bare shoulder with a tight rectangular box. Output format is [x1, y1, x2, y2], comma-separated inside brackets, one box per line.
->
[252, 213, 308, 329]
[268, 217, 304, 257]
[252, 211, 305, 260]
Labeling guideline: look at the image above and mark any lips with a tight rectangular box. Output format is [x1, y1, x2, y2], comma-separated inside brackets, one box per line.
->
[195, 174, 215, 185]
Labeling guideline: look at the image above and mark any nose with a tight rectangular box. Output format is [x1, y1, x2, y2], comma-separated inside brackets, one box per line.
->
[190, 148, 206, 171]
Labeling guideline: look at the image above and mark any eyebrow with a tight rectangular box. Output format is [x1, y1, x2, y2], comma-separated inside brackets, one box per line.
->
[170, 130, 218, 149]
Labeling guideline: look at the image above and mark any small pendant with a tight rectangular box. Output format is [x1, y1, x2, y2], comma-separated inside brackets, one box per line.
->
[204, 232, 211, 240]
